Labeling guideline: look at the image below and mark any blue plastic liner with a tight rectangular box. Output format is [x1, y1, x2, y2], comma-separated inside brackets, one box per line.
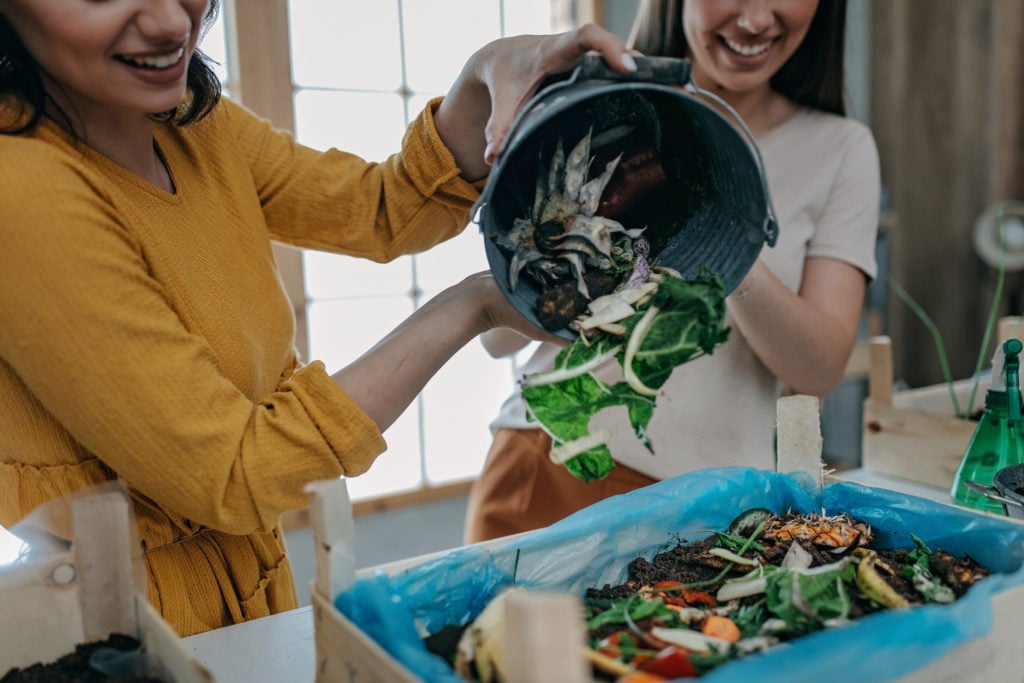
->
[334, 467, 1024, 682]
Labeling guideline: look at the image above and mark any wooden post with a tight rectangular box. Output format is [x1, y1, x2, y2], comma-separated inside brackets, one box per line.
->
[868, 335, 894, 406]
[998, 316, 1023, 344]
[305, 479, 357, 600]
[501, 591, 589, 683]
[71, 489, 138, 641]
[776, 394, 823, 488]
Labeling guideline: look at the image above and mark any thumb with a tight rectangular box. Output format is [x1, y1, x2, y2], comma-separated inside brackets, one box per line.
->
[483, 94, 515, 166]
[483, 75, 545, 166]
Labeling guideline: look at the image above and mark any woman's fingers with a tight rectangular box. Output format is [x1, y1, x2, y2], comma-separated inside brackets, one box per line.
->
[482, 24, 636, 165]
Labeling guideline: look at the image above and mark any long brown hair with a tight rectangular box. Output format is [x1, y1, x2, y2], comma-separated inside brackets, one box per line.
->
[628, 0, 847, 116]
[0, 2, 223, 135]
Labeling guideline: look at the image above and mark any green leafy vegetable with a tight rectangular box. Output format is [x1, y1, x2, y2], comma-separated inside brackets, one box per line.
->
[522, 267, 730, 481]
[764, 562, 856, 635]
[902, 535, 955, 604]
[586, 594, 679, 630]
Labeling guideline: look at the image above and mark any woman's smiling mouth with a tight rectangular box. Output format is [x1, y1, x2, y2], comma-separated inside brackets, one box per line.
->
[114, 47, 186, 70]
[721, 36, 775, 58]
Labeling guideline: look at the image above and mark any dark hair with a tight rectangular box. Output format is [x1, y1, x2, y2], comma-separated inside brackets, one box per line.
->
[0, 2, 223, 135]
[628, 0, 847, 116]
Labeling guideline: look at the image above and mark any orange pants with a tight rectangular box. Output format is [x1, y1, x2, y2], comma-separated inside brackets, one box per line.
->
[464, 427, 658, 543]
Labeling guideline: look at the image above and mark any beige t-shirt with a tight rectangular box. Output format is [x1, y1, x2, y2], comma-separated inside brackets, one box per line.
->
[489, 106, 881, 480]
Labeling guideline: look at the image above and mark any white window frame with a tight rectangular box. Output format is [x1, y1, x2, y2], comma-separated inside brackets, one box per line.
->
[218, 0, 603, 520]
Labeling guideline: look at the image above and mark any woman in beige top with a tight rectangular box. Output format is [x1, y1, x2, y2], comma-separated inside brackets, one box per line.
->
[468, 0, 881, 542]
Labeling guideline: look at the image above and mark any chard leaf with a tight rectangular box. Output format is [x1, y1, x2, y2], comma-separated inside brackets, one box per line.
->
[562, 445, 617, 482]
[522, 268, 729, 481]
[764, 564, 856, 635]
[625, 268, 731, 390]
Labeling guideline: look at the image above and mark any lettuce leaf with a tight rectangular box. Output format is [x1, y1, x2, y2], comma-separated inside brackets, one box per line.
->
[522, 267, 730, 482]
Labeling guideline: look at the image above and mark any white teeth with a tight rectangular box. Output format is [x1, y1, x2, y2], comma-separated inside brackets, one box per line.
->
[723, 38, 772, 57]
[119, 48, 184, 69]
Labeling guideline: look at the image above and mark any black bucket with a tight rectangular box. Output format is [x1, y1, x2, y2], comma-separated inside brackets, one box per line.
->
[475, 54, 778, 339]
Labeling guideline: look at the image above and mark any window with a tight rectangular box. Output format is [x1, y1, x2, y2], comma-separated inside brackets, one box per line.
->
[215, 1, 572, 503]
[295, 0, 559, 501]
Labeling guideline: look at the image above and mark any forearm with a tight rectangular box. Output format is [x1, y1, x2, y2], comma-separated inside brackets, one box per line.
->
[331, 274, 494, 430]
[728, 259, 866, 396]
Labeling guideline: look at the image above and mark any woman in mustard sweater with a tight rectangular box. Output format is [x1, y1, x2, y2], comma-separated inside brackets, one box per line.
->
[0, 1, 637, 635]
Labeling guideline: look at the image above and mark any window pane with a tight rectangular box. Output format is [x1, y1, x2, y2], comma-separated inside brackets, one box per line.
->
[344, 408, 422, 500]
[306, 297, 413, 374]
[292, 0, 557, 503]
[0, 526, 24, 566]
[423, 343, 515, 483]
[288, 0, 403, 91]
[304, 251, 413, 301]
[402, 0, 502, 94]
[413, 228, 489, 296]
[504, 0, 554, 35]
[294, 90, 406, 161]
[201, 3, 229, 83]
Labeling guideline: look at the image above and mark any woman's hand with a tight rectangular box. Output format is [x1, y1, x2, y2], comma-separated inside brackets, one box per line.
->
[435, 24, 637, 181]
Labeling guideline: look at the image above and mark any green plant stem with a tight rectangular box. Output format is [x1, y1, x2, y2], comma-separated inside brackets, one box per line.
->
[887, 276, 962, 417]
[967, 207, 1008, 416]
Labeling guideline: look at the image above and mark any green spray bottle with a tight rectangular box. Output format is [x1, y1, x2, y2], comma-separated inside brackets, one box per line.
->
[950, 338, 1024, 513]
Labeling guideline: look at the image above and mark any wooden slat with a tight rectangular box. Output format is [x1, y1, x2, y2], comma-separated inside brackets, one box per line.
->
[71, 491, 137, 641]
[502, 591, 589, 683]
[138, 601, 215, 683]
[311, 586, 418, 683]
[304, 479, 356, 600]
[868, 335, 894, 405]
[776, 395, 823, 487]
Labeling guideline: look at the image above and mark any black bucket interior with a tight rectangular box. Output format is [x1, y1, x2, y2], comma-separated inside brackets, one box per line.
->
[480, 81, 773, 339]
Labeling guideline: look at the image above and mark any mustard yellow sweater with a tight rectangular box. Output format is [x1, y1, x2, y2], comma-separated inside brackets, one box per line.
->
[0, 97, 479, 635]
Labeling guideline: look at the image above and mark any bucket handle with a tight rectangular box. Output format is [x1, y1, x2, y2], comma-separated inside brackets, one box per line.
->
[963, 479, 1021, 508]
[686, 78, 779, 247]
[574, 53, 692, 85]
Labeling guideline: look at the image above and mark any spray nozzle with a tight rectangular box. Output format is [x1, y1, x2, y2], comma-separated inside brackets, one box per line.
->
[1003, 339, 1022, 422]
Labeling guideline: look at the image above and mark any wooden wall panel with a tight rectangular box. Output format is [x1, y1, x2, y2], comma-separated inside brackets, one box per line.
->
[871, 0, 1023, 387]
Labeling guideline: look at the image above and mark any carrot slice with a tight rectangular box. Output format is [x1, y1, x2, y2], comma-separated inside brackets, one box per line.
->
[701, 615, 740, 642]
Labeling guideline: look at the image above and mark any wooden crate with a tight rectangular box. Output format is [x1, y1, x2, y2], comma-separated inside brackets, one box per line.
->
[861, 317, 1022, 490]
[0, 488, 213, 682]
[307, 396, 1024, 683]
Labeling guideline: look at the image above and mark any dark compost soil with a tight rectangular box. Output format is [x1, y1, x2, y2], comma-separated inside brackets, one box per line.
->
[1, 634, 162, 683]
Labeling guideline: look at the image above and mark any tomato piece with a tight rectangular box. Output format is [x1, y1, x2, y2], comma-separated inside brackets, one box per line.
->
[597, 631, 627, 656]
[640, 647, 698, 678]
[679, 589, 717, 607]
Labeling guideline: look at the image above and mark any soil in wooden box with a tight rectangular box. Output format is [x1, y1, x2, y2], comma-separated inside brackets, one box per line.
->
[1, 634, 163, 683]
[433, 509, 993, 681]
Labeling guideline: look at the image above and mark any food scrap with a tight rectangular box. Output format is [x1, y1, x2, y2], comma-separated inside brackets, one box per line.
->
[521, 265, 730, 482]
[492, 128, 730, 482]
[429, 508, 992, 682]
[492, 127, 660, 333]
